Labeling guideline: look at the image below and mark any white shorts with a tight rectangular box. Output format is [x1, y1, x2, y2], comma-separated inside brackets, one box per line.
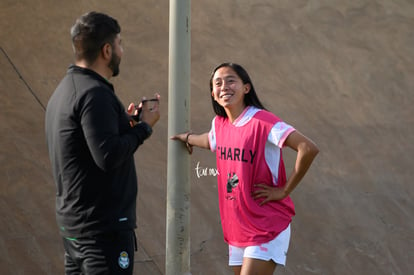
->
[228, 224, 291, 266]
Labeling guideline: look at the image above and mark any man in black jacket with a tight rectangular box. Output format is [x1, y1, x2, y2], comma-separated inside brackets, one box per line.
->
[45, 11, 160, 274]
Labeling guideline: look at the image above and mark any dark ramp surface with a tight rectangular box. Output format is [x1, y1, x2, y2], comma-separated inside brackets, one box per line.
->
[0, 1, 413, 274]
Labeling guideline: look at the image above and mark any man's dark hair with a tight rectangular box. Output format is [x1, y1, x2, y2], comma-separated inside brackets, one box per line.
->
[209, 62, 266, 117]
[70, 11, 121, 65]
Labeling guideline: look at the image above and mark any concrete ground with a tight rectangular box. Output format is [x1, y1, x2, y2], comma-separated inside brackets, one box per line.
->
[0, 0, 413, 274]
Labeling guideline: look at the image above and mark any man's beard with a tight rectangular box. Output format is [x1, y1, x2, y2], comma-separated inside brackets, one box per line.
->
[108, 52, 121, 77]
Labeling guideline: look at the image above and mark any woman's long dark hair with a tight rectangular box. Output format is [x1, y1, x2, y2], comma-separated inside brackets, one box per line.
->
[209, 62, 266, 117]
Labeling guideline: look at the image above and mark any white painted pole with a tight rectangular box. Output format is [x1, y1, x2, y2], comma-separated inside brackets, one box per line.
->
[166, 0, 191, 274]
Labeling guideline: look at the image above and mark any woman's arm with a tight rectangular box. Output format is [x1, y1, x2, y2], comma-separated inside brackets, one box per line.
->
[253, 130, 319, 204]
[283, 130, 319, 195]
[170, 132, 210, 154]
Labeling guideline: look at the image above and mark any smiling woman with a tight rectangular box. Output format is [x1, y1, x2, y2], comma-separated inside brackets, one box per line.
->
[210, 66, 251, 122]
[171, 62, 319, 275]
[209, 63, 266, 119]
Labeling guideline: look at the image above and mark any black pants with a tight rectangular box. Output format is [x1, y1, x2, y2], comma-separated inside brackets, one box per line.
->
[62, 230, 137, 275]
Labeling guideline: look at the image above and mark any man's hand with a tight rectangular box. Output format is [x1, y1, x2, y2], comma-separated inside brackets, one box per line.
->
[140, 93, 160, 127]
[127, 93, 161, 127]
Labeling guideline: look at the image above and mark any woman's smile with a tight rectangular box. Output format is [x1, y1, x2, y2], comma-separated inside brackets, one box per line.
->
[220, 92, 234, 99]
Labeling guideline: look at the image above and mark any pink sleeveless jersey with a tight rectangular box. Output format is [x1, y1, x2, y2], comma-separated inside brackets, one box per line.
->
[214, 110, 295, 246]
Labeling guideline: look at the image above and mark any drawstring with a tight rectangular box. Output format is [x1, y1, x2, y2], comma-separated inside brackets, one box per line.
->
[133, 231, 137, 251]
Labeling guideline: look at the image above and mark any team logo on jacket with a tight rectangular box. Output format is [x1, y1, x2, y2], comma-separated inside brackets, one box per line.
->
[118, 251, 129, 269]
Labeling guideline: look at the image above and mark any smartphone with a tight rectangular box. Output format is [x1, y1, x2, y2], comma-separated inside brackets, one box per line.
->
[132, 98, 159, 121]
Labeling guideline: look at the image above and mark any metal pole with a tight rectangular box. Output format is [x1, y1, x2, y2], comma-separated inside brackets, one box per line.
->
[166, 0, 191, 274]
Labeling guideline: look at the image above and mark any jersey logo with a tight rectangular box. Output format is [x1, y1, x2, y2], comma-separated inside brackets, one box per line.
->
[227, 173, 239, 192]
[226, 173, 239, 200]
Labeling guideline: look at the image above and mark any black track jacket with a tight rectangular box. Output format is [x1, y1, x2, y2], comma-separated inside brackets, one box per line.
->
[45, 65, 152, 238]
